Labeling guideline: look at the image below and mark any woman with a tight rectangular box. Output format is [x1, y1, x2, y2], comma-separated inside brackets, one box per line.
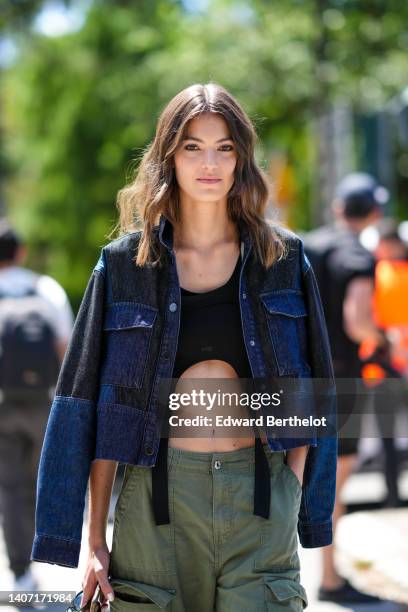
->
[31, 83, 337, 611]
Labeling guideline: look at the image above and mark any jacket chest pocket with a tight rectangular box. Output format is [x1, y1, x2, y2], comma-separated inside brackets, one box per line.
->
[101, 302, 158, 389]
[260, 290, 311, 376]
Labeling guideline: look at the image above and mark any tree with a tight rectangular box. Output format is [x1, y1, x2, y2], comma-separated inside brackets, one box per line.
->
[3, 0, 408, 305]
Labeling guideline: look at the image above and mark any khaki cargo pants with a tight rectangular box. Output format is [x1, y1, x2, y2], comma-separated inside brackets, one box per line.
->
[108, 443, 308, 611]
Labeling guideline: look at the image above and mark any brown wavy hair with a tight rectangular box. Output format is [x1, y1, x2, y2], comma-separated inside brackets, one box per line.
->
[110, 82, 288, 267]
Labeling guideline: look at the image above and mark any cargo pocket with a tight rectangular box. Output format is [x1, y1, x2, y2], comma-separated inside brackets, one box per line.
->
[260, 290, 310, 376]
[264, 577, 308, 610]
[101, 302, 158, 388]
[110, 578, 176, 610]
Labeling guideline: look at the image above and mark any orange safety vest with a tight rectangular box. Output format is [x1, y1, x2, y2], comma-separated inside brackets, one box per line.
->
[361, 260, 408, 381]
[373, 259, 408, 328]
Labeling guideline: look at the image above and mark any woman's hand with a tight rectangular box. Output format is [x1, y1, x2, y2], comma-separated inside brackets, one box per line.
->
[82, 460, 118, 608]
[80, 543, 114, 609]
[286, 446, 309, 487]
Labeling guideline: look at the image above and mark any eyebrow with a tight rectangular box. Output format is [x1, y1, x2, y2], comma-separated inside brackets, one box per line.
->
[182, 135, 233, 143]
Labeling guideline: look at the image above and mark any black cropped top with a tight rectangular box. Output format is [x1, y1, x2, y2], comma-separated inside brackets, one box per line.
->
[172, 253, 252, 378]
[151, 252, 271, 528]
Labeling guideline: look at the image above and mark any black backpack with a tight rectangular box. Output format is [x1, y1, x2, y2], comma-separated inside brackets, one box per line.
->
[0, 283, 60, 402]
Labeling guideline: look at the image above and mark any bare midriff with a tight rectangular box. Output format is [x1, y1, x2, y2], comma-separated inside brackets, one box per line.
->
[168, 359, 268, 452]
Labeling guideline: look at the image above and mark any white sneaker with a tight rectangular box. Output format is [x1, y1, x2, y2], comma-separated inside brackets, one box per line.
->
[12, 566, 39, 592]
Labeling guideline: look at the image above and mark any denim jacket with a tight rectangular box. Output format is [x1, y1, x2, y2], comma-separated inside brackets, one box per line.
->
[31, 214, 337, 568]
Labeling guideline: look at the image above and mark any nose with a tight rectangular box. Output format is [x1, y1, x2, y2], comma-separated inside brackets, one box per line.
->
[202, 148, 218, 169]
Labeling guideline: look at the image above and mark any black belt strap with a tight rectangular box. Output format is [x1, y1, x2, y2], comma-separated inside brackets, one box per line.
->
[151, 436, 270, 525]
[254, 437, 271, 519]
[151, 437, 170, 525]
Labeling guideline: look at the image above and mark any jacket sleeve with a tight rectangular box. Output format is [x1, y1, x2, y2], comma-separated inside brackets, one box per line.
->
[298, 240, 338, 548]
[31, 250, 107, 568]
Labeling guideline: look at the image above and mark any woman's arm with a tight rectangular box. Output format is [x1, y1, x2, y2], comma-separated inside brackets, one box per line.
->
[32, 254, 108, 568]
[297, 241, 338, 548]
[88, 459, 118, 547]
[80, 460, 118, 607]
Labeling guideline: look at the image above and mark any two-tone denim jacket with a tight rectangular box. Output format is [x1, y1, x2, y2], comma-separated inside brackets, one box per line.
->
[31, 214, 338, 568]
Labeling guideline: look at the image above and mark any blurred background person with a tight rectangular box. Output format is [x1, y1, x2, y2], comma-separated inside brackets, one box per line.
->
[365, 218, 408, 508]
[374, 218, 408, 262]
[0, 219, 74, 590]
[303, 172, 388, 605]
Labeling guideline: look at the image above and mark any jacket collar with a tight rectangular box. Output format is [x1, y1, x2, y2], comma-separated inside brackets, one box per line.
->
[156, 213, 253, 259]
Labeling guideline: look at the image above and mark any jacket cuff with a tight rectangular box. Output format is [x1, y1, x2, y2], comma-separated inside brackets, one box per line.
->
[31, 534, 81, 568]
[298, 520, 332, 548]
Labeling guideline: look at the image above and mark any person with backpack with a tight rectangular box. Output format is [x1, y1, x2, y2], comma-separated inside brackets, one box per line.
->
[0, 219, 73, 590]
[303, 173, 389, 605]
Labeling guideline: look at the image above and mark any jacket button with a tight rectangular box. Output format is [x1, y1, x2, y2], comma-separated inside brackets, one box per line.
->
[163, 350, 170, 360]
[242, 293, 247, 299]
[249, 339, 255, 346]
[145, 446, 154, 455]
[169, 302, 177, 312]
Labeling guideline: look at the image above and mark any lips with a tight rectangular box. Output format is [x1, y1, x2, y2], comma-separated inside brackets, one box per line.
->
[197, 178, 221, 183]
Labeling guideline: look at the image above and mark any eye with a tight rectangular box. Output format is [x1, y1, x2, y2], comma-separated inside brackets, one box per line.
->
[184, 144, 199, 151]
[219, 145, 234, 152]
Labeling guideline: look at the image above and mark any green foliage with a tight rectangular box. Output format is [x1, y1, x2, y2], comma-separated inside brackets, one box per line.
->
[0, 0, 53, 31]
[3, 0, 408, 307]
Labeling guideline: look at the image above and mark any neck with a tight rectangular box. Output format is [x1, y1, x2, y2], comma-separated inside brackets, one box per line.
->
[173, 200, 239, 252]
[335, 218, 368, 234]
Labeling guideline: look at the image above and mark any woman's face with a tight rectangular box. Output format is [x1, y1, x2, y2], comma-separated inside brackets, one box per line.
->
[173, 112, 237, 204]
